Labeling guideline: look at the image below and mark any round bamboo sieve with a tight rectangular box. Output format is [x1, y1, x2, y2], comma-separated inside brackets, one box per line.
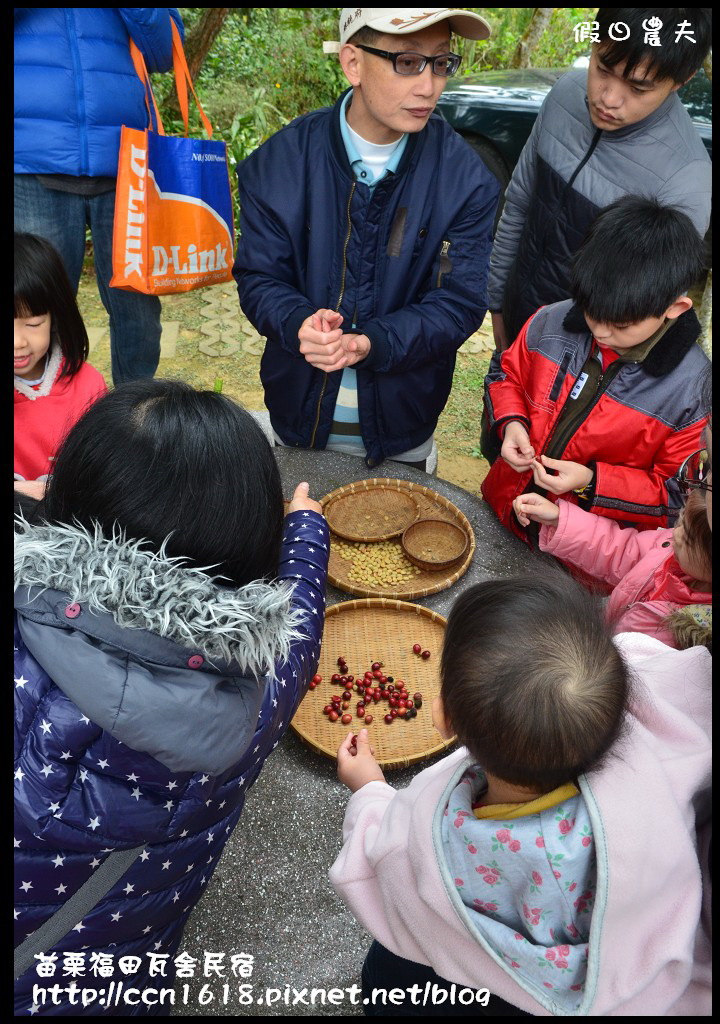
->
[291, 598, 455, 770]
[324, 484, 419, 541]
[322, 479, 475, 600]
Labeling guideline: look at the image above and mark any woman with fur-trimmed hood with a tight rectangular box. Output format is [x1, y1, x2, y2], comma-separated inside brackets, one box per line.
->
[14, 380, 329, 1016]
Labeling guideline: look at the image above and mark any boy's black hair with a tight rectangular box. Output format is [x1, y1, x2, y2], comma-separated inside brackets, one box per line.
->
[14, 232, 89, 380]
[42, 379, 285, 588]
[440, 572, 629, 792]
[570, 196, 705, 324]
[595, 9, 712, 84]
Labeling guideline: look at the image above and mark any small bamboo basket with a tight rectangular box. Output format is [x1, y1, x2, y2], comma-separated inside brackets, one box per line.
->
[401, 518, 469, 571]
[291, 598, 455, 769]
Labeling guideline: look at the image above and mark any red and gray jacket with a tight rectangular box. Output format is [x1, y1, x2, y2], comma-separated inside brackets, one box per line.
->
[480, 299, 709, 542]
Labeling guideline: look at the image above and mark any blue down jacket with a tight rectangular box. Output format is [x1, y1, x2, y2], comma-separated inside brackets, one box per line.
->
[233, 90, 500, 467]
[14, 8, 184, 177]
[14, 510, 328, 1016]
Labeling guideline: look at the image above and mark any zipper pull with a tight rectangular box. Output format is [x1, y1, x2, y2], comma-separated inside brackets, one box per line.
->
[441, 240, 450, 256]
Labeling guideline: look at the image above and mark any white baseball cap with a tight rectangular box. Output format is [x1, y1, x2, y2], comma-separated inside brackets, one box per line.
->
[323, 8, 491, 54]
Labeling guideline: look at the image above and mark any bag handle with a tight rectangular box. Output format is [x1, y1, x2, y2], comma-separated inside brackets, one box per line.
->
[170, 20, 214, 138]
[129, 39, 166, 136]
[14, 845, 145, 980]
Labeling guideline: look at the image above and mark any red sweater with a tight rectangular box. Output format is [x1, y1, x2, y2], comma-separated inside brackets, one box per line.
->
[14, 347, 106, 481]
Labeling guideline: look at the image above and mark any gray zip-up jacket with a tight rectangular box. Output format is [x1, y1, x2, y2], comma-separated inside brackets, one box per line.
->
[488, 69, 711, 342]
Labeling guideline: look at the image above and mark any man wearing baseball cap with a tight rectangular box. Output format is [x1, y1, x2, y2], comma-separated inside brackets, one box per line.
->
[233, 9, 498, 472]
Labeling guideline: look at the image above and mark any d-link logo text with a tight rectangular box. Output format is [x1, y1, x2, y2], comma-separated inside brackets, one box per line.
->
[124, 144, 147, 279]
[151, 243, 229, 277]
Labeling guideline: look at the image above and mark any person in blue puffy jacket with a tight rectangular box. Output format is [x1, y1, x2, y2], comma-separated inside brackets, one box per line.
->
[14, 9, 184, 386]
[14, 379, 329, 1016]
[233, 8, 499, 472]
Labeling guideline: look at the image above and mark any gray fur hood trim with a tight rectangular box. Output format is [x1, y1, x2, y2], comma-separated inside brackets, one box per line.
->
[14, 517, 307, 676]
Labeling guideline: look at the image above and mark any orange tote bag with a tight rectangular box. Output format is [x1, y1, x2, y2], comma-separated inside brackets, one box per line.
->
[110, 22, 235, 295]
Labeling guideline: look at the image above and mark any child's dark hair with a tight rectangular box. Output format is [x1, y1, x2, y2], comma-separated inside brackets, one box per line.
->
[570, 196, 705, 324]
[42, 379, 284, 587]
[14, 232, 89, 380]
[595, 9, 712, 84]
[679, 488, 713, 583]
[441, 573, 629, 792]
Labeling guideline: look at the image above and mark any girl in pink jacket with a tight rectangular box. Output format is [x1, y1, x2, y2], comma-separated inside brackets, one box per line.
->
[14, 233, 107, 499]
[512, 488, 711, 649]
[331, 574, 710, 1016]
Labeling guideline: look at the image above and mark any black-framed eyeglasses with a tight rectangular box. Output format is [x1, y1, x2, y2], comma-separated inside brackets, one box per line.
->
[356, 44, 461, 78]
[676, 448, 712, 495]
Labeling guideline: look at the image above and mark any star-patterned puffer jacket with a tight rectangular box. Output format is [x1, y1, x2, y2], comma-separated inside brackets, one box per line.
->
[14, 509, 329, 1016]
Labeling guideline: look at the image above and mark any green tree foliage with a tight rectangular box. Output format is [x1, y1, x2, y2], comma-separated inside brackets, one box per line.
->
[154, 8, 597, 231]
[462, 9, 597, 74]
[161, 8, 597, 144]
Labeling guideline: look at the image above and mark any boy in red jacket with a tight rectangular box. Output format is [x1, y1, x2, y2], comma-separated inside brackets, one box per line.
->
[480, 196, 709, 544]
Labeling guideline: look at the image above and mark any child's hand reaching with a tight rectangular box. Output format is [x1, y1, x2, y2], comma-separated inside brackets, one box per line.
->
[337, 729, 386, 792]
[513, 493, 560, 527]
[531, 455, 593, 495]
[501, 421, 535, 471]
[287, 481, 323, 515]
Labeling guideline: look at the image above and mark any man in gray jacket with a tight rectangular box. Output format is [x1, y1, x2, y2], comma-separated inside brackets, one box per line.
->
[488, 7, 711, 351]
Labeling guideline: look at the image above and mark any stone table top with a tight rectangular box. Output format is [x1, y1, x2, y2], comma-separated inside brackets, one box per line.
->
[274, 446, 543, 617]
[174, 448, 550, 1016]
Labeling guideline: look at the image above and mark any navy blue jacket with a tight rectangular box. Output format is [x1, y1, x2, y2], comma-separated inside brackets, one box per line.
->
[14, 511, 328, 1015]
[233, 91, 499, 466]
[14, 8, 184, 177]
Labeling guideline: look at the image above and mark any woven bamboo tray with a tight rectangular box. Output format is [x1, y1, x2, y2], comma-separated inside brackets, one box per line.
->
[291, 599, 455, 769]
[321, 479, 475, 599]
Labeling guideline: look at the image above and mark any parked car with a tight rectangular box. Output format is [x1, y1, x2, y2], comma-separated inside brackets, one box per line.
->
[436, 65, 712, 204]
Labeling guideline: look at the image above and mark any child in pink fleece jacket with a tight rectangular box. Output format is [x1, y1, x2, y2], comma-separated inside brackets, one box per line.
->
[330, 574, 710, 1017]
[512, 488, 711, 649]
